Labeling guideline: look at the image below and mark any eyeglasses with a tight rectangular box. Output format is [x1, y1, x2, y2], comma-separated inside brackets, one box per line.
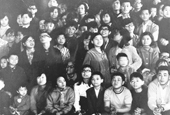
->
[67, 65, 74, 68]
[83, 70, 91, 72]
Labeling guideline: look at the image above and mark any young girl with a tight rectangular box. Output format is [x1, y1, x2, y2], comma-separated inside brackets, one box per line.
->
[11, 85, 30, 115]
[86, 72, 105, 115]
[53, 32, 70, 64]
[83, 34, 111, 87]
[74, 65, 93, 115]
[137, 32, 159, 85]
[0, 56, 8, 69]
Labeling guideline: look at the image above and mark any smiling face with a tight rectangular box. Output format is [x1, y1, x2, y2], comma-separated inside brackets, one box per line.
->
[102, 14, 111, 24]
[22, 14, 32, 25]
[92, 34, 104, 47]
[82, 67, 92, 79]
[24, 36, 35, 48]
[56, 76, 66, 90]
[141, 35, 152, 46]
[112, 75, 124, 89]
[37, 73, 47, 86]
[157, 70, 169, 86]
[78, 4, 86, 15]
[91, 74, 103, 87]
[18, 87, 27, 96]
[100, 26, 110, 38]
[163, 6, 170, 18]
[140, 10, 151, 22]
[56, 34, 66, 45]
[121, 2, 132, 14]
[1, 16, 9, 27]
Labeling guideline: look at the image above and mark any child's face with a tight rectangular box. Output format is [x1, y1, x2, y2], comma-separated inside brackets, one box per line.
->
[57, 34, 66, 45]
[113, 32, 122, 42]
[83, 38, 90, 46]
[89, 27, 98, 33]
[48, 0, 58, 8]
[37, 73, 47, 86]
[92, 35, 104, 47]
[16, 31, 24, 42]
[50, 8, 59, 19]
[56, 76, 66, 89]
[66, 26, 76, 37]
[46, 22, 55, 33]
[100, 26, 110, 38]
[78, 4, 86, 15]
[18, 87, 27, 96]
[133, 0, 142, 10]
[141, 35, 152, 46]
[28, 5, 37, 15]
[124, 22, 135, 33]
[1, 58, 8, 69]
[163, 6, 170, 18]
[140, 10, 151, 21]
[118, 57, 128, 67]
[22, 14, 32, 25]
[112, 75, 124, 89]
[0, 16, 9, 27]
[39, 20, 45, 30]
[8, 55, 18, 66]
[66, 62, 75, 74]
[7, 33, 15, 43]
[121, 2, 132, 14]
[0, 80, 5, 90]
[112, 0, 121, 11]
[130, 77, 144, 90]
[81, 67, 92, 79]
[102, 14, 111, 24]
[91, 75, 103, 87]
[150, 8, 157, 17]
[24, 37, 35, 48]
[157, 70, 169, 85]
[17, 14, 23, 26]
[40, 35, 52, 44]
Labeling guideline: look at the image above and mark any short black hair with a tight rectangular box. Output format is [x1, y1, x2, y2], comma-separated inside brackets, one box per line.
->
[111, 72, 125, 81]
[122, 18, 134, 27]
[99, 24, 111, 32]
[140, 5, 151, 14]
[91, 71, 104, 80]
[120, 0, 132, 5]
[116, 53, 128, 60]
[130, 72, 143, 81]
[157, 66, 170, 74]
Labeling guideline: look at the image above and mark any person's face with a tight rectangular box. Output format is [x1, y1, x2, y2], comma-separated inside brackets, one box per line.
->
[67, 26, 76, 36]
[16, 31, 24, 42]
[0, 80, 5, 90]
[112, 0, 121, 11]
[81, 26, 88, 33]
[61, 15, 67, 25]
[56, 76, 66, 90]
[24, 37, 35, 48]
[40, 36, 52, 44]
[163, 6, 170, 18]
[92, 35, 104, 47]
[48, 0, 58, 8]
[17, 14, 23, 26]
[7, 33, 15, 43]
[39, 20, 45, 30]
[130, 77, 144, 90]
[121, 2, 132, 14]
[91, 74, 103, 87]
[28, 5, 37, 15]
[57, 34, 66, 45]
[153, 0, 161, 5]
[22, 14, 32, 25]
[118, 57, 128, 67]
[83, 38, 90, 46]
[141, 35, 152, 46]
[140, 10, 151, 21]
[100, 26, 110, 38]
[37, 73, 47, 86]
[1, 16, 9, 27]
[46, 22, 55, 33]
[102, 14, 111, 24]
[18, 87, 27, 96]
[89, 27, 98, 33]
[133, 0, 142, 10]
[59, 4, 67, 14]
[112, 75, 124, 89]
[51, 8, 59, 19]
[82, 67, 92, 79]
[78, 4, 86, 15]
[124, 22, 135, 33]
[0, 58, 7, 69]
[66, 62, 74, 74]
[8, 55, 19, 66]
[150, 8, 157, 17]
[113, 32, 122, 42]
[157, 70, 169, 85]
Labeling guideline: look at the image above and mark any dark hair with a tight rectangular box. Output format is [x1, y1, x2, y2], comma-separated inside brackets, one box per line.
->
[120, 0, 132, 5]
[77, 2, 89, 14]
[162, 2, 170, 11]
[0, 12, 11, 20]
[99, 24, 111, 32]
[155, 59, 169, 68]
[87, 21, 98, 30]
[138, 32, 156, 47]
[22, 35, 34, 43]
[6, 28, 15, 35]
[116, 53, 128, 60]
[21, 11, 32, 18]
[65, 20, 78, 29]
[157, 66, 170, 74]
[91, 71, 104, 80]
[100, 10, 113, 25]
[0, 56, 8, 60]
[118, 29, 131, 48]
[122, 18, 134, 27]
[111, 72, 125, 81]
[90, 33, 105, 50]
[8, 53, 18, 59]
[49, 6, 60, 15]
[130, 72, 143, 81]
[140, 5, 151, 14]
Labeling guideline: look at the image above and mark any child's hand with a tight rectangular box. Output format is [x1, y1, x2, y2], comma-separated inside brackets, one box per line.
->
[6, 91, 12, 98]
[160, 38, 169, 46]
[153, 107, 162, 115]
[134, 107, 142, 115]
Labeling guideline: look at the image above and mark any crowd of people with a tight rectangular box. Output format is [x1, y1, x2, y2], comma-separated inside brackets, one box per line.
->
[0, 0, 170, 115]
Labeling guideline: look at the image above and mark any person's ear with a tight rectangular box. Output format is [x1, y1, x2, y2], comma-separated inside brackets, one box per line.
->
[101, 79, 104, 83]
[109, 31, 111, 35]
[122, 81, 125, 85]
[141, 80, 144, 85]
[91, 40, 94, 44]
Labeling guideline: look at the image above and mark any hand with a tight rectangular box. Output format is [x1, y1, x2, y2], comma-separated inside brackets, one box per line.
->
[134, 108, 142, 115]
[6, 91, 12, 98]
[160, 38, 169, 46]
[153, 107, 162, 115]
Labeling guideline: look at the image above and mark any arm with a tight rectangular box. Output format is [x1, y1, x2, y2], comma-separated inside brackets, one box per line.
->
[151, 24, 159, 42]
[148, 82, 157, 111]
[62, 88, 75, 114]
[83, 52, 91, 65]
[73, 83, 81, 112]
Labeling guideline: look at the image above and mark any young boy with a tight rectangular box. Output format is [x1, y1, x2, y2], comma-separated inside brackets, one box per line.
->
[111, 0, 121, 17]
[136, 6, 159, 42]
[86, 72, 105, 115]
[0, 53, 27, 97]
[0, 79, 11, 115]
[148, 66, 170, 115]
[130, 72, 152, 115]
[104, 72, 132, 115]
[11, 85, 30, 115]
[116, 53, 135, 89]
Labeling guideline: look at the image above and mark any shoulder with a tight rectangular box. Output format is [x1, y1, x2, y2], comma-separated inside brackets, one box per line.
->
[86, 87, 94, 94]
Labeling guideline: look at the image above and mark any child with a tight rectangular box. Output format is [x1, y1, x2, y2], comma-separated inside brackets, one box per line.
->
[130, 72, 151, 115]
[0, 56, 8, 69]
[104, 72, 132, 115]
[11, 85, 30, 115]
[148, 66, 170, 115]
[116, 53, 135, 89]
[0, 79, 11, 115]
[111, 0, 121, 17]
[137, 32, 159, 85]
[136, 6, 159, 42]
[86, 72, 105, 115]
